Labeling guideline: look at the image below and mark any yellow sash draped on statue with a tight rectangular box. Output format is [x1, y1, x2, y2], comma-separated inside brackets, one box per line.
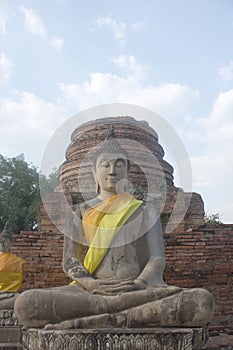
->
[0, 252, 25, 292]
[83, 192, 142, 275]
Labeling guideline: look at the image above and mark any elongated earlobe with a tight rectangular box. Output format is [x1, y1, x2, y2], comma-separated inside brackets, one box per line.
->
[95, 182, 100, 194]
[123, 179, 129, 192]
[93, 173, 100, 194]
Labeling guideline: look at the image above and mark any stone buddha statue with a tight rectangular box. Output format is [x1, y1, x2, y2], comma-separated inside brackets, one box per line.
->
[14, 130, 214, 330]
[0, 223, 25, 309]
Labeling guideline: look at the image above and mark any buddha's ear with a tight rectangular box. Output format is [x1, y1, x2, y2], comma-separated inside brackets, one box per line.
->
[126, 161, 130, 179]
[95, 180, 100, 194]
[92, 169, 100, 194]
[122, 179, 130, 192]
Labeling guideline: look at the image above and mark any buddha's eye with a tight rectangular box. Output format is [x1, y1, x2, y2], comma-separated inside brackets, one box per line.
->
[101, 161, 110, 168]
[116, 159, 125, 167]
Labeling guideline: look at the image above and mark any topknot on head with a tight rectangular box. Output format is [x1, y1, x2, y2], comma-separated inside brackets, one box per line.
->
[105, 125, 116, 140]
[92, 125, 130, 170]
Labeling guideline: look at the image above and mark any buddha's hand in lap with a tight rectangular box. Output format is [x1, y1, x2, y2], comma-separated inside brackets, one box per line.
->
[76, 277, 146, 295]
[0, 293, 17, 300]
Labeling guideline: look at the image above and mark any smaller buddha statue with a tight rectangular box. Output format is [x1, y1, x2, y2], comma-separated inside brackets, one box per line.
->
[0, 223, 25, 309]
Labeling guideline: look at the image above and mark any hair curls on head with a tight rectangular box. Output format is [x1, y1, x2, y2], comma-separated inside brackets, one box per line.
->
[93, 125, 130, 170]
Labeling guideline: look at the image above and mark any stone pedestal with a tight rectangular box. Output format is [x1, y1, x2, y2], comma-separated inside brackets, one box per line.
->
[0, 310, 22, 349]
[21, 327, 206, 350]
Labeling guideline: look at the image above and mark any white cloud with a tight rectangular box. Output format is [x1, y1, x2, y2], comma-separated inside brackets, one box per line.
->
[191, 148, 233, 188]
[195, 90, 233, 149]
[53, 0, 70, 3]
[0, 62, 193, 169]
[0, 91, 66, 164]
[95, 15, 127, 44]
[58, 68, 199, 120]
[191, 148, 233, 223]
[195, 90, 233, 152]
[20, 6, 47, 39]
[130, 20, 144, 32]
[219, 202, 233, 224]
[0, 1, 9, 34]
[113, 54, 149, 79]
[0, 53, 14, 86]
[218, 61, 233, 82]
[49, 36, 64, 50]
[94, 15, 144, 45]
[19, 6, 64, 50]
[189, 88, 233, 222]
[0, 16, 7, 35]
[207, 89, 233, 125]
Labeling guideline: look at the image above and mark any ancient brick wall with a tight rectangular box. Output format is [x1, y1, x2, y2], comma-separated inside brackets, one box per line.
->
[11, 224, 233, 326]
[164, 224, 233, 326]
[11, 231, 70, 290]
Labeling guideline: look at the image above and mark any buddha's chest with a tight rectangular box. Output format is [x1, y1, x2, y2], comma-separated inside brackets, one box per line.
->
[94, 212, 144, 280]
[94, 241, 141, 280]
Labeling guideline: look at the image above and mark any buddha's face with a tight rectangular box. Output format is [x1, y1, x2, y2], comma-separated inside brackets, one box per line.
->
[95, 152, 129, 194]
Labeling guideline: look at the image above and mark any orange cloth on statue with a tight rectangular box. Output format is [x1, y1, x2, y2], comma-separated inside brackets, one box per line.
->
[0, 252, 25, 292]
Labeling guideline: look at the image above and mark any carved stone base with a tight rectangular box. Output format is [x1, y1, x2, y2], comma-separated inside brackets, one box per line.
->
[21, 327, 206, 350]
[0, 310, 20, 327]
[0, 310, 22, 350]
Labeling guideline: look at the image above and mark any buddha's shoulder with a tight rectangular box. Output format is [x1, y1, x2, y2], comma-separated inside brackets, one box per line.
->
[140, 196, 161, 222]
[141, 195, 160, 210]
[71, 197, 101, 217]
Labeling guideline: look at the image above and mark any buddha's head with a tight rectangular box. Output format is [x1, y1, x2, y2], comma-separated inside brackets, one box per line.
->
[0, 223, 12, 253]
[93, 126, 130, 196]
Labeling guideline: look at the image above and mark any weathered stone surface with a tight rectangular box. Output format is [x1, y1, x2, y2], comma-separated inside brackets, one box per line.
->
[0, 310, 20, 326]
[0, 310, 22, 349]
[21, 327, 206, 350]
[0, 326, 21, 343]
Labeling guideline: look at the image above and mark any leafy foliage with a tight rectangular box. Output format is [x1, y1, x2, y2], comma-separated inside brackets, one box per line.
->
[204, 212, 222, 224]
[39, 168, 60, 193]
[133, 185, 144, 197]
[160, 214, 170, 224]
[0, 154, 40, 233]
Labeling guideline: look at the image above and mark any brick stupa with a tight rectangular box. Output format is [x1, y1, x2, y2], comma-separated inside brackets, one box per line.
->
[40, 116, 204, 233]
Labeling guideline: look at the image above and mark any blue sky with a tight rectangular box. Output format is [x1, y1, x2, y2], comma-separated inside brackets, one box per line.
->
[1, 0, 233, 223]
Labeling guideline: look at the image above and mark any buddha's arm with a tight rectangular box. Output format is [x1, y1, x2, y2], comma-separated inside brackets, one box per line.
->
[63, 236, 136, 294]
[63, 236, 92, 280]
[63, 206, 92, 280]
[136, 205, 166, 286]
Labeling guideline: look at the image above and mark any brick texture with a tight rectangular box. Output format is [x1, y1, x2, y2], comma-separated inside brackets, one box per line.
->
[164, 224, 233, 326]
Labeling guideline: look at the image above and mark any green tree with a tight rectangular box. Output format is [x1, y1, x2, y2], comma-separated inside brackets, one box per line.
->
[204, 212, 222, 224]
[0, 154, 40, 233]
[39, 168, 60, 193]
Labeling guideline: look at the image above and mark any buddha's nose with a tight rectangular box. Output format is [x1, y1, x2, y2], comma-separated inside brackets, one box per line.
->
[109, 163, 116, 175]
